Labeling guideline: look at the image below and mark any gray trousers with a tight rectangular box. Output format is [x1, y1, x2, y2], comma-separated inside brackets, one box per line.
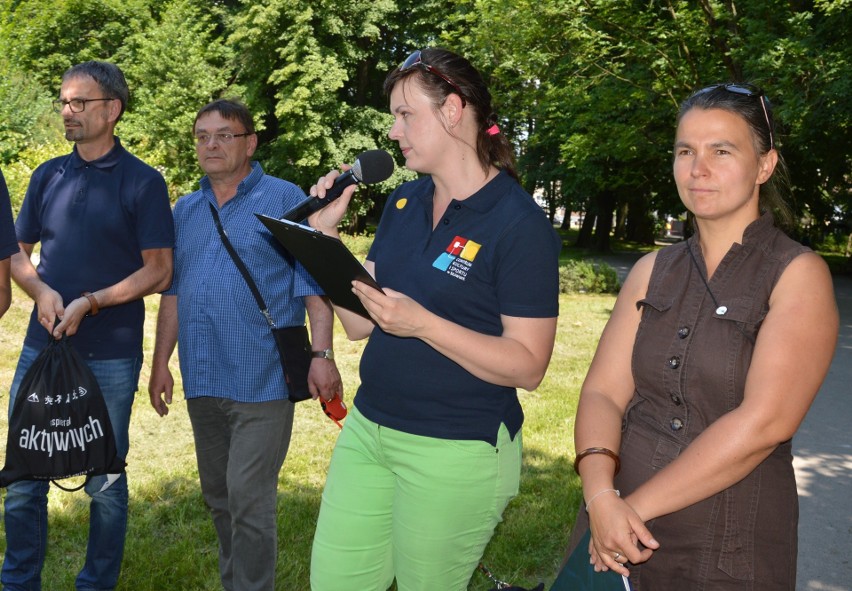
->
[187, 397, 294, 591]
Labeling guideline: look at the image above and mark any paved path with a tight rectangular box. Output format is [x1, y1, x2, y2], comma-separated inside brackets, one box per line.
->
[593, 253, 852, 589]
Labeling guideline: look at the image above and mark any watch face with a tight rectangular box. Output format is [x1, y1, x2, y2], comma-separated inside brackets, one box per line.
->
[313, 349, 334, 360]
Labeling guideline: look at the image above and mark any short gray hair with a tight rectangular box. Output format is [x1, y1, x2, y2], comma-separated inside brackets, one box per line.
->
[63, 61, 129, 120]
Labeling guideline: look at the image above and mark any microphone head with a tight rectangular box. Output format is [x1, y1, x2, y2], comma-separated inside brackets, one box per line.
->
[351, 149, 395, 184]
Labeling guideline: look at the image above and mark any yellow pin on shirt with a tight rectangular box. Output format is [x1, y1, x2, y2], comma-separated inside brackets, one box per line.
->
[396, 198, 407, 209]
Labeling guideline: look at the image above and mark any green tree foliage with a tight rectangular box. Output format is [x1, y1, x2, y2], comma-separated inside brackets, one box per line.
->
[228, 0, 463, 224]
[0, 0, 150, 89]
[449, 0, 850, 249]
[0, 0, 847, 240]
[231, 1, 396, 177]
[117, 0, 240, 197]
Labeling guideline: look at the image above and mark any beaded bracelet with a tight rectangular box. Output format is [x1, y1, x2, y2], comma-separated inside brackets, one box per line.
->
[573, 447, 621, 476]
[585, 488, 620, 512]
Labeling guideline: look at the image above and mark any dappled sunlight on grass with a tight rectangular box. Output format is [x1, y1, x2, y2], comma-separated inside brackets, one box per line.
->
[0, 284, 611, 589]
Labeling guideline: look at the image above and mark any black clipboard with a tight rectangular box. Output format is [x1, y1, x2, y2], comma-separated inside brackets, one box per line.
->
[256, 214, 381, 318]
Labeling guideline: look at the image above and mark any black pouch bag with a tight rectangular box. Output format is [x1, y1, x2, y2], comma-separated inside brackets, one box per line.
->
[0, 338, 126, 490]
[272, 325, 312, 402]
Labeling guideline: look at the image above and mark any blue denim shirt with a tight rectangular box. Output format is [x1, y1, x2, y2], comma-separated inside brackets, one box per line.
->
[167, 163, 321, 402]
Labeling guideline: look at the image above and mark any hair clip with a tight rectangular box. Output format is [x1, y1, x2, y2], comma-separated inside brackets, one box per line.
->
[486, 124, 500, 136]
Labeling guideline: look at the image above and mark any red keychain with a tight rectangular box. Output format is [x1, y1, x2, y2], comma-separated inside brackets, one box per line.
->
[320, 394, 347, 429]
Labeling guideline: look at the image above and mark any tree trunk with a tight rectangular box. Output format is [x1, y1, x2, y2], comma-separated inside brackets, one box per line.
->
[593, 190, 616, 253]
[575, 212, 596, 248]
[613, 202, 627, 240]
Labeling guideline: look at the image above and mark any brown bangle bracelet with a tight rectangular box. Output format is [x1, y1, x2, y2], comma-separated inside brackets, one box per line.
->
[573, 447, 620, 476]
[82, 292, 99, 316]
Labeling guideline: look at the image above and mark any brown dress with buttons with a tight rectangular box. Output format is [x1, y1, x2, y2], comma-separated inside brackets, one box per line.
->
[569, 213, 809, 590]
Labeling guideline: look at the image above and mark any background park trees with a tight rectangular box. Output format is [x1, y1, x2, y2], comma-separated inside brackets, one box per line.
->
[0, 0, 848, 250]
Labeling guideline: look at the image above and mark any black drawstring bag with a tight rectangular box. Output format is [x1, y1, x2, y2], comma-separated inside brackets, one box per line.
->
[0, 337, 125, 491]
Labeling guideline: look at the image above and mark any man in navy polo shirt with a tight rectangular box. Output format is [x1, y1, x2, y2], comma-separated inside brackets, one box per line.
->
[3, 61, 174, 591]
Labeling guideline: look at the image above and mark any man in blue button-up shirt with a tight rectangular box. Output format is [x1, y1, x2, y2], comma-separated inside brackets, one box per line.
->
[148, 99, 341, 591]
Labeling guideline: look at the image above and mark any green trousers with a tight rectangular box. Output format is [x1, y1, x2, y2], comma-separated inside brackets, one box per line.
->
[311, 406, 521, 591]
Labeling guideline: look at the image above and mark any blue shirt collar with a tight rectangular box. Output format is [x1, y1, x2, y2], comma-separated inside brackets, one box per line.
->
[200, 161, 265, 204]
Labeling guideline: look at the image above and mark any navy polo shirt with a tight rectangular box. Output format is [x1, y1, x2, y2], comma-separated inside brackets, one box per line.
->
[0, 168, 16, 260]
[15, 138, 175, 359]
[356, 170, 561, 445]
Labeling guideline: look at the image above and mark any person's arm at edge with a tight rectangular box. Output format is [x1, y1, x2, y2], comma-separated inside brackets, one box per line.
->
[148, 294, 177, 417]
[0, 256, 10, 318]
[573, 252, 659, 574]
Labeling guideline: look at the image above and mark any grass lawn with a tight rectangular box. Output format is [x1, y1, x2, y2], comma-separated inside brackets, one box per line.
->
[0, 276, 615, 590]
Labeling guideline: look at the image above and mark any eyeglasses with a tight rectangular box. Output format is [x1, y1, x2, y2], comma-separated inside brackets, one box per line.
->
[320, 394, 347, 429]
[52, 97, 115, 113]
[399, 50, 467, 107]
[194, 132, 252, 146]
[693, 83, 775, 151]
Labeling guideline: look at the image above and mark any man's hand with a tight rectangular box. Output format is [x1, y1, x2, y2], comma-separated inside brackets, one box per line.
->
[148, 361, 174, 417]
[52, 296, 92, 338]
[34, 286, 65, 338]
[308, 357, 343, 402]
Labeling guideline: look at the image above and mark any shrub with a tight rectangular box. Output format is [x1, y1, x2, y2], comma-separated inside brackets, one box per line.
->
[559, 260, 620, 294]
[815, 231, 851, 255]
[339, 232, 375, 258]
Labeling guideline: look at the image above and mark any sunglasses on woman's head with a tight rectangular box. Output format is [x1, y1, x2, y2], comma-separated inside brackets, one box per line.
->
[399, 50, 467, 107]
[693, 83, 775, 150]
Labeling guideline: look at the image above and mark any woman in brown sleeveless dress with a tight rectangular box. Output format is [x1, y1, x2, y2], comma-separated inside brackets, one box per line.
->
[567, 85, 838, 590]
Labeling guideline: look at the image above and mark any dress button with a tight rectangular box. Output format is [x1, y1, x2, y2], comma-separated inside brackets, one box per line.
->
[670, 417, 684, 431]
[677, 327, 690, 339]
[454, 204, 462, 210]
[667, 356, 680, 369]
[671, 394, 681, 405]
[716, 305, 728, 315]
[443, 218, 450, 225]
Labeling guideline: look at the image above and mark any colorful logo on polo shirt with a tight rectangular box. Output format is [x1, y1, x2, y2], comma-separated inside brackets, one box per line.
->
[432, 236, 481, 281]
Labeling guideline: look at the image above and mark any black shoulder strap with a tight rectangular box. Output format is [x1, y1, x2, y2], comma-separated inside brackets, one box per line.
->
[209, 202, 276, 329]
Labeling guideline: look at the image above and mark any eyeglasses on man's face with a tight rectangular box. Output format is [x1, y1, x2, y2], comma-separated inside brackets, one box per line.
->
[52, 97, 115, 114]
[193, 132, 252, 146]
[694, 83, 775, 150]
[399, 50, 467, 107]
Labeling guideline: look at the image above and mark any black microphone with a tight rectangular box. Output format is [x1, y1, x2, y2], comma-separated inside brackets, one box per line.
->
[282, 149, 395, 223]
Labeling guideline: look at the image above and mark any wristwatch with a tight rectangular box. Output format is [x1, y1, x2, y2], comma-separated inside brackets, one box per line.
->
[311, 349, 335, 361]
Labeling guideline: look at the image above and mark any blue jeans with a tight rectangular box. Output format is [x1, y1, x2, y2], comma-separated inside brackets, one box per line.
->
[2, 345, 141, 591]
